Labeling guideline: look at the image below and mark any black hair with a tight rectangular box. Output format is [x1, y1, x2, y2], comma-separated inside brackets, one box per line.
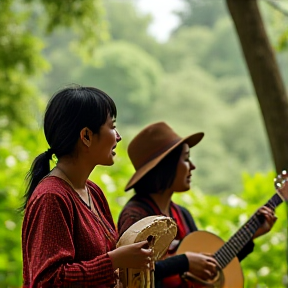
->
[133, 144, 183, 196]
[21, 85, 117, 211]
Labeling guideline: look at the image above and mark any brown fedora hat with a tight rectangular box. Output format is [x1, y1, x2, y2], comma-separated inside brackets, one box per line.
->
[125, 122, 204, 191]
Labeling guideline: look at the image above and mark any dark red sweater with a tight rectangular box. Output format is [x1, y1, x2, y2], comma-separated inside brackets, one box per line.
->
[22, 176, 118, 288]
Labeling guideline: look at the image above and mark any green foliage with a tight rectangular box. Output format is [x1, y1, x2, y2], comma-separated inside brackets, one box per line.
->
[277, 30, 288, 51]
[0, 0, 48, 130]
[75, 41, 163, 125]
[159, 26, 213, 72]
[104, 0, 161, 57]
[0, 0, 107, 131]
[1, 0, 288, 286]
[260, 1, 288, 52]
[199, 18, 248, 77]
[218, 97, 272, 172]
[0, 125, 47, 287]
[174, 0, 227, 28]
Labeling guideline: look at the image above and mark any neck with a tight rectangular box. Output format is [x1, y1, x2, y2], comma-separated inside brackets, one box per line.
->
[54, 157, 90, 190]
[51, 161, 92, 210]
[149, 191, 172, 216]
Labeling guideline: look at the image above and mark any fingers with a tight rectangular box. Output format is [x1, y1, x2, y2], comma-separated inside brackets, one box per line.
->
[186, 252, 219, 281]
[255, 206, 277, 236]
[134, 240, 153, 255]
[258, 205, 274, 214]
[111, 241, 154, 270]
[203, 269, 217, 280]
[209, 258, 219, 269]
[199, 266, 218, 281]
[201, 253, 219, 267]
[135, 240, 153, 269]
[202, 261, 218, 280]
[258, 206, 277, 222]
[136, 240, 152, 250]
[136, 239, 149, 248]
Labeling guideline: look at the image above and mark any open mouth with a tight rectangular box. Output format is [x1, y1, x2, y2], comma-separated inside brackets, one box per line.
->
[112, 145, 117, 156]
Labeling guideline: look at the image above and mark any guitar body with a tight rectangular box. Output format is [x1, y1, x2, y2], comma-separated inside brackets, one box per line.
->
[176, 231, 244, 288]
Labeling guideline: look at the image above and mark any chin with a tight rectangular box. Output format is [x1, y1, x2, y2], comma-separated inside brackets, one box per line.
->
[174, 186, 190, 193]
[100, 159, 114, 166]
[107, 160, 115, 166]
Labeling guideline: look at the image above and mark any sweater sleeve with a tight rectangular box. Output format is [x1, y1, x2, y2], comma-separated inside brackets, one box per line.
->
[237, 240, 255, 261]
[154, 254, 189, 280]
[22, 192, 116, 288]
[117, 202, 150, 237]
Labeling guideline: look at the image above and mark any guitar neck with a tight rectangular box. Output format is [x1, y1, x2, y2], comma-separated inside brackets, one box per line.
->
[214, 192, 283, 269]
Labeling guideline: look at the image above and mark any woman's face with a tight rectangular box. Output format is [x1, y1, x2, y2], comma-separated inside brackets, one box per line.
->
[171, 143, 195, 192]
[92, 114, 121, 166]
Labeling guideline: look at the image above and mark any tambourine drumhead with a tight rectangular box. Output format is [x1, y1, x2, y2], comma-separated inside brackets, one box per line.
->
[117, 215, 178, 260]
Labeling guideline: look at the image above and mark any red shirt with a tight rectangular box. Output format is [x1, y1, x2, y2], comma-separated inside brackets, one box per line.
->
[22, 176, 118, 288]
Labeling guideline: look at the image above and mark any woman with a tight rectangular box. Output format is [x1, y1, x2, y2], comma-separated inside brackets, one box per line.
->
[21, 85, 153, 288]
[117, 121, 277, 288]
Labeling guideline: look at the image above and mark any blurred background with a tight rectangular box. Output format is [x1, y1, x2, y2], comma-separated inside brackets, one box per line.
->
[1, 0, 288, 287]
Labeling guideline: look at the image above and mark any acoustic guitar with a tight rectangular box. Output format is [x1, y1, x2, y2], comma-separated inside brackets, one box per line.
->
[176, 170, 288, 288]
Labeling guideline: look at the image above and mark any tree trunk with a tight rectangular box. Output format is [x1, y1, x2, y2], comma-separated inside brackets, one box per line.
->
[226, 0, 288, 174]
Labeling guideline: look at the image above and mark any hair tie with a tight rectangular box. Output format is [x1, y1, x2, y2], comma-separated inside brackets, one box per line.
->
[45, 148, 54, 160]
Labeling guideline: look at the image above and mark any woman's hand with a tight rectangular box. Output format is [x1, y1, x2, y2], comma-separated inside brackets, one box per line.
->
[185, 252, 218, 281]
[108, 240, 153, 270]
[253, 206, 277, 239]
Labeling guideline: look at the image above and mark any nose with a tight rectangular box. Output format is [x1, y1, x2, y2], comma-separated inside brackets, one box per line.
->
[115, 129, 122, 143]
[189, 160, 196, 170]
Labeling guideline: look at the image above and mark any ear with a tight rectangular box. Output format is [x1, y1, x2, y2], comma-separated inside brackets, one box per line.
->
[80, 127, 92, 147]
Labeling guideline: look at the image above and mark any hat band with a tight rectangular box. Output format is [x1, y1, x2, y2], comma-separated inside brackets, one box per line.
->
[135, 138, 181, 170]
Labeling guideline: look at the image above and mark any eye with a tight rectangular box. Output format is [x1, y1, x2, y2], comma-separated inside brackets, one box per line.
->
[185, 156, 192, 162]
[112, 119, 116, 129]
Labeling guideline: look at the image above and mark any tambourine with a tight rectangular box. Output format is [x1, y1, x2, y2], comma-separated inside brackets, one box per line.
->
[117, 215, 177, 288]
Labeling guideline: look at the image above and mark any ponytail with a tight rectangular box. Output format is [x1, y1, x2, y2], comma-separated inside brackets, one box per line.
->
[21, 149, 53, 211]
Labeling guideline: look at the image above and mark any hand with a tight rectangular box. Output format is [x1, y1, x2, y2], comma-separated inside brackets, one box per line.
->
[185, 252, 219, 281]
[253, 206, 277, 239]
[108, 240, 153, 270]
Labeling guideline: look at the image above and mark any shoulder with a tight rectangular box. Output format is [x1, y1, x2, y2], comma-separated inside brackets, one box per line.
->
[118, 195, 155, 237]
[175, 203, 191, 216]
[122, 195, 155, 214]
[28, 176, 74, 210]
[23, 177, 76, 228]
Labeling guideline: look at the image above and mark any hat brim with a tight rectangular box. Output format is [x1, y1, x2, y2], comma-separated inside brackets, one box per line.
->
[125, 132, 204, 191]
